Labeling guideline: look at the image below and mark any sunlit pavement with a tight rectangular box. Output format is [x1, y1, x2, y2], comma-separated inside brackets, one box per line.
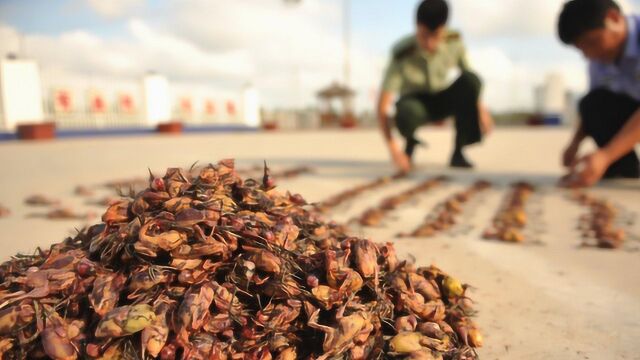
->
[0, 127, 638, 359]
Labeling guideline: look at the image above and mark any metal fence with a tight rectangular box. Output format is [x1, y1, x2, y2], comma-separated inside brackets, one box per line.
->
[42, 103, 243, 130]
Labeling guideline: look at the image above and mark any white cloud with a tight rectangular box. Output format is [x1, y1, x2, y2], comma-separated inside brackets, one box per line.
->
[468, 46, 588, 112]
[127, 19, 254, 80]
[0, 0, 379, 110]
[3, 0, 631, 113]
[163, 0, 355, 107]
[468, 47, 537, 111]
[86, 0, 144, 18]
[0, 24, 21, 56]
[1, 19, 254, 84]
[452, 0, 637, 38]
[447, 0, 625, 111]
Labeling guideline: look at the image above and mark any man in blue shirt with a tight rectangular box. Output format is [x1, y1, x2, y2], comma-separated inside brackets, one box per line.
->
[558, 0, 640, 186]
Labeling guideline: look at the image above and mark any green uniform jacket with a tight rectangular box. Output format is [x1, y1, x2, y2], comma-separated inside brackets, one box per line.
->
[381, 30, 470, 95]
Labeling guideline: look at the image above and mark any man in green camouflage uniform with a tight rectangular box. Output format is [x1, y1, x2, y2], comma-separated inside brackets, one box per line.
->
[377, 0, 493, 172]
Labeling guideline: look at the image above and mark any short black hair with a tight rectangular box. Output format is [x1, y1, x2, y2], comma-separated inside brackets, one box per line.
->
[558, 0, 621, 44]
[416, 0, 449, 31]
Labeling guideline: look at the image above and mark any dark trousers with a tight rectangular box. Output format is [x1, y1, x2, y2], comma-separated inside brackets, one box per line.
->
[580, 88, 640, 177]
[395, 71, 483, 150]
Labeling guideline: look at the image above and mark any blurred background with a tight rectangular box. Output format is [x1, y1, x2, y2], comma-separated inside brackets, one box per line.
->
[1, 0, 637, 134]
[1, 3, 640, 358]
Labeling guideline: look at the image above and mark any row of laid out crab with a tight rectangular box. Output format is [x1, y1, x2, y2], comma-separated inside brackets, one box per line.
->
[318, 172, 407, 212]
[0, 160, 482, 359]
[322, 174, 633, 249]
[481, 182, 535, 244]
[397, 181, 492, 238]
[571, 191, 627, 249]
[331, 177, 532, 244]
[354, 177, 449, 227]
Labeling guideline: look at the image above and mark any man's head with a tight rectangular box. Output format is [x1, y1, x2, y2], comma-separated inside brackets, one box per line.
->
[558, 0, 628, 63]
[416, 0, 449, 53]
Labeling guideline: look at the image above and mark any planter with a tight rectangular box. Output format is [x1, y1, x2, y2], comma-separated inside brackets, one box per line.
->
[340, 114, 358, 129]
[263, 122, 278, 131]
[16, 122, 56, 140]
[156, 122, 184, 134]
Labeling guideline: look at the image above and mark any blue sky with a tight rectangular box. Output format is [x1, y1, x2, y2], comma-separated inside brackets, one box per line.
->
[0, 0, 416, 49]
[1, 0, 639, 111]
[0, 0, 155, 37]
[0, 0, 413, 38]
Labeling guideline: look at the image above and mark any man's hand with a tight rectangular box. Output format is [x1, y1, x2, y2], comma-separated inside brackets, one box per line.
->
[560, 150, 611, 188]
[479, 103, 494, 135]
[562, 141, 580, 168]
[378, 91, 412, 173]
[388, 140, 412, 174]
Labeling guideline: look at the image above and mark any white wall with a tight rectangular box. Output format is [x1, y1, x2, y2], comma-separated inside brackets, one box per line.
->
[241, 84, 261, 127]
[142, 74, 171, 126]
[0, 59, 45, 130]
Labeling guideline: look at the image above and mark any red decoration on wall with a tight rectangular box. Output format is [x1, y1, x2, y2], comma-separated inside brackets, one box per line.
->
[54, 89, 73, 113]
[180, 98, 193, 114]
[89, 92, 107, 114]
[226, 100, 236, 116]
[119, 93, 135, 114]
[205, 100, 216, 116]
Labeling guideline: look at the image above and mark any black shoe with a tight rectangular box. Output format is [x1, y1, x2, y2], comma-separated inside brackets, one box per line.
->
[405, 137, 424, 161]
[450, 148, 474, 169]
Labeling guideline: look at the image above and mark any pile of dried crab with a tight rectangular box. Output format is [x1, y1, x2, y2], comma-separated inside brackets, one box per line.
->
[0, 160, 481, 359]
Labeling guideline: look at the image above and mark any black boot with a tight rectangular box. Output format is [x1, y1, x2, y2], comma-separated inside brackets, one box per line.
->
[404, 137, 424, 162]
[450, 148, 474, 168]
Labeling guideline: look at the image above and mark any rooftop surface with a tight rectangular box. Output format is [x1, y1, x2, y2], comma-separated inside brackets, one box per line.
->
[0, 127, 638, 359]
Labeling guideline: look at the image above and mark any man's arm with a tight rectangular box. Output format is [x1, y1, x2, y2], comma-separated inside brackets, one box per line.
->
[566, 109, 640, 187]
[379, 56, 412, 173]
[559, 64, 604, 186]
[571, 120, 588, 145]
[377, 91, 411, 173]
[562, 120, 587, 168]
[478, 102, 494, 135]
[377, 91, 395, 142]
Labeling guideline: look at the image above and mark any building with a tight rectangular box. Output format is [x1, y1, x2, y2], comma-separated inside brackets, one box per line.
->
[534, 72, 571, 125]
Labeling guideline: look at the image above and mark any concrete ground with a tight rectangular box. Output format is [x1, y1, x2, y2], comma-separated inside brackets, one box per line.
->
[0, 127, 639, 359]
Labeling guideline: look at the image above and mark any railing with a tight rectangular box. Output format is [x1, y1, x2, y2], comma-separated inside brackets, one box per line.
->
[46, 110, 243, 130]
